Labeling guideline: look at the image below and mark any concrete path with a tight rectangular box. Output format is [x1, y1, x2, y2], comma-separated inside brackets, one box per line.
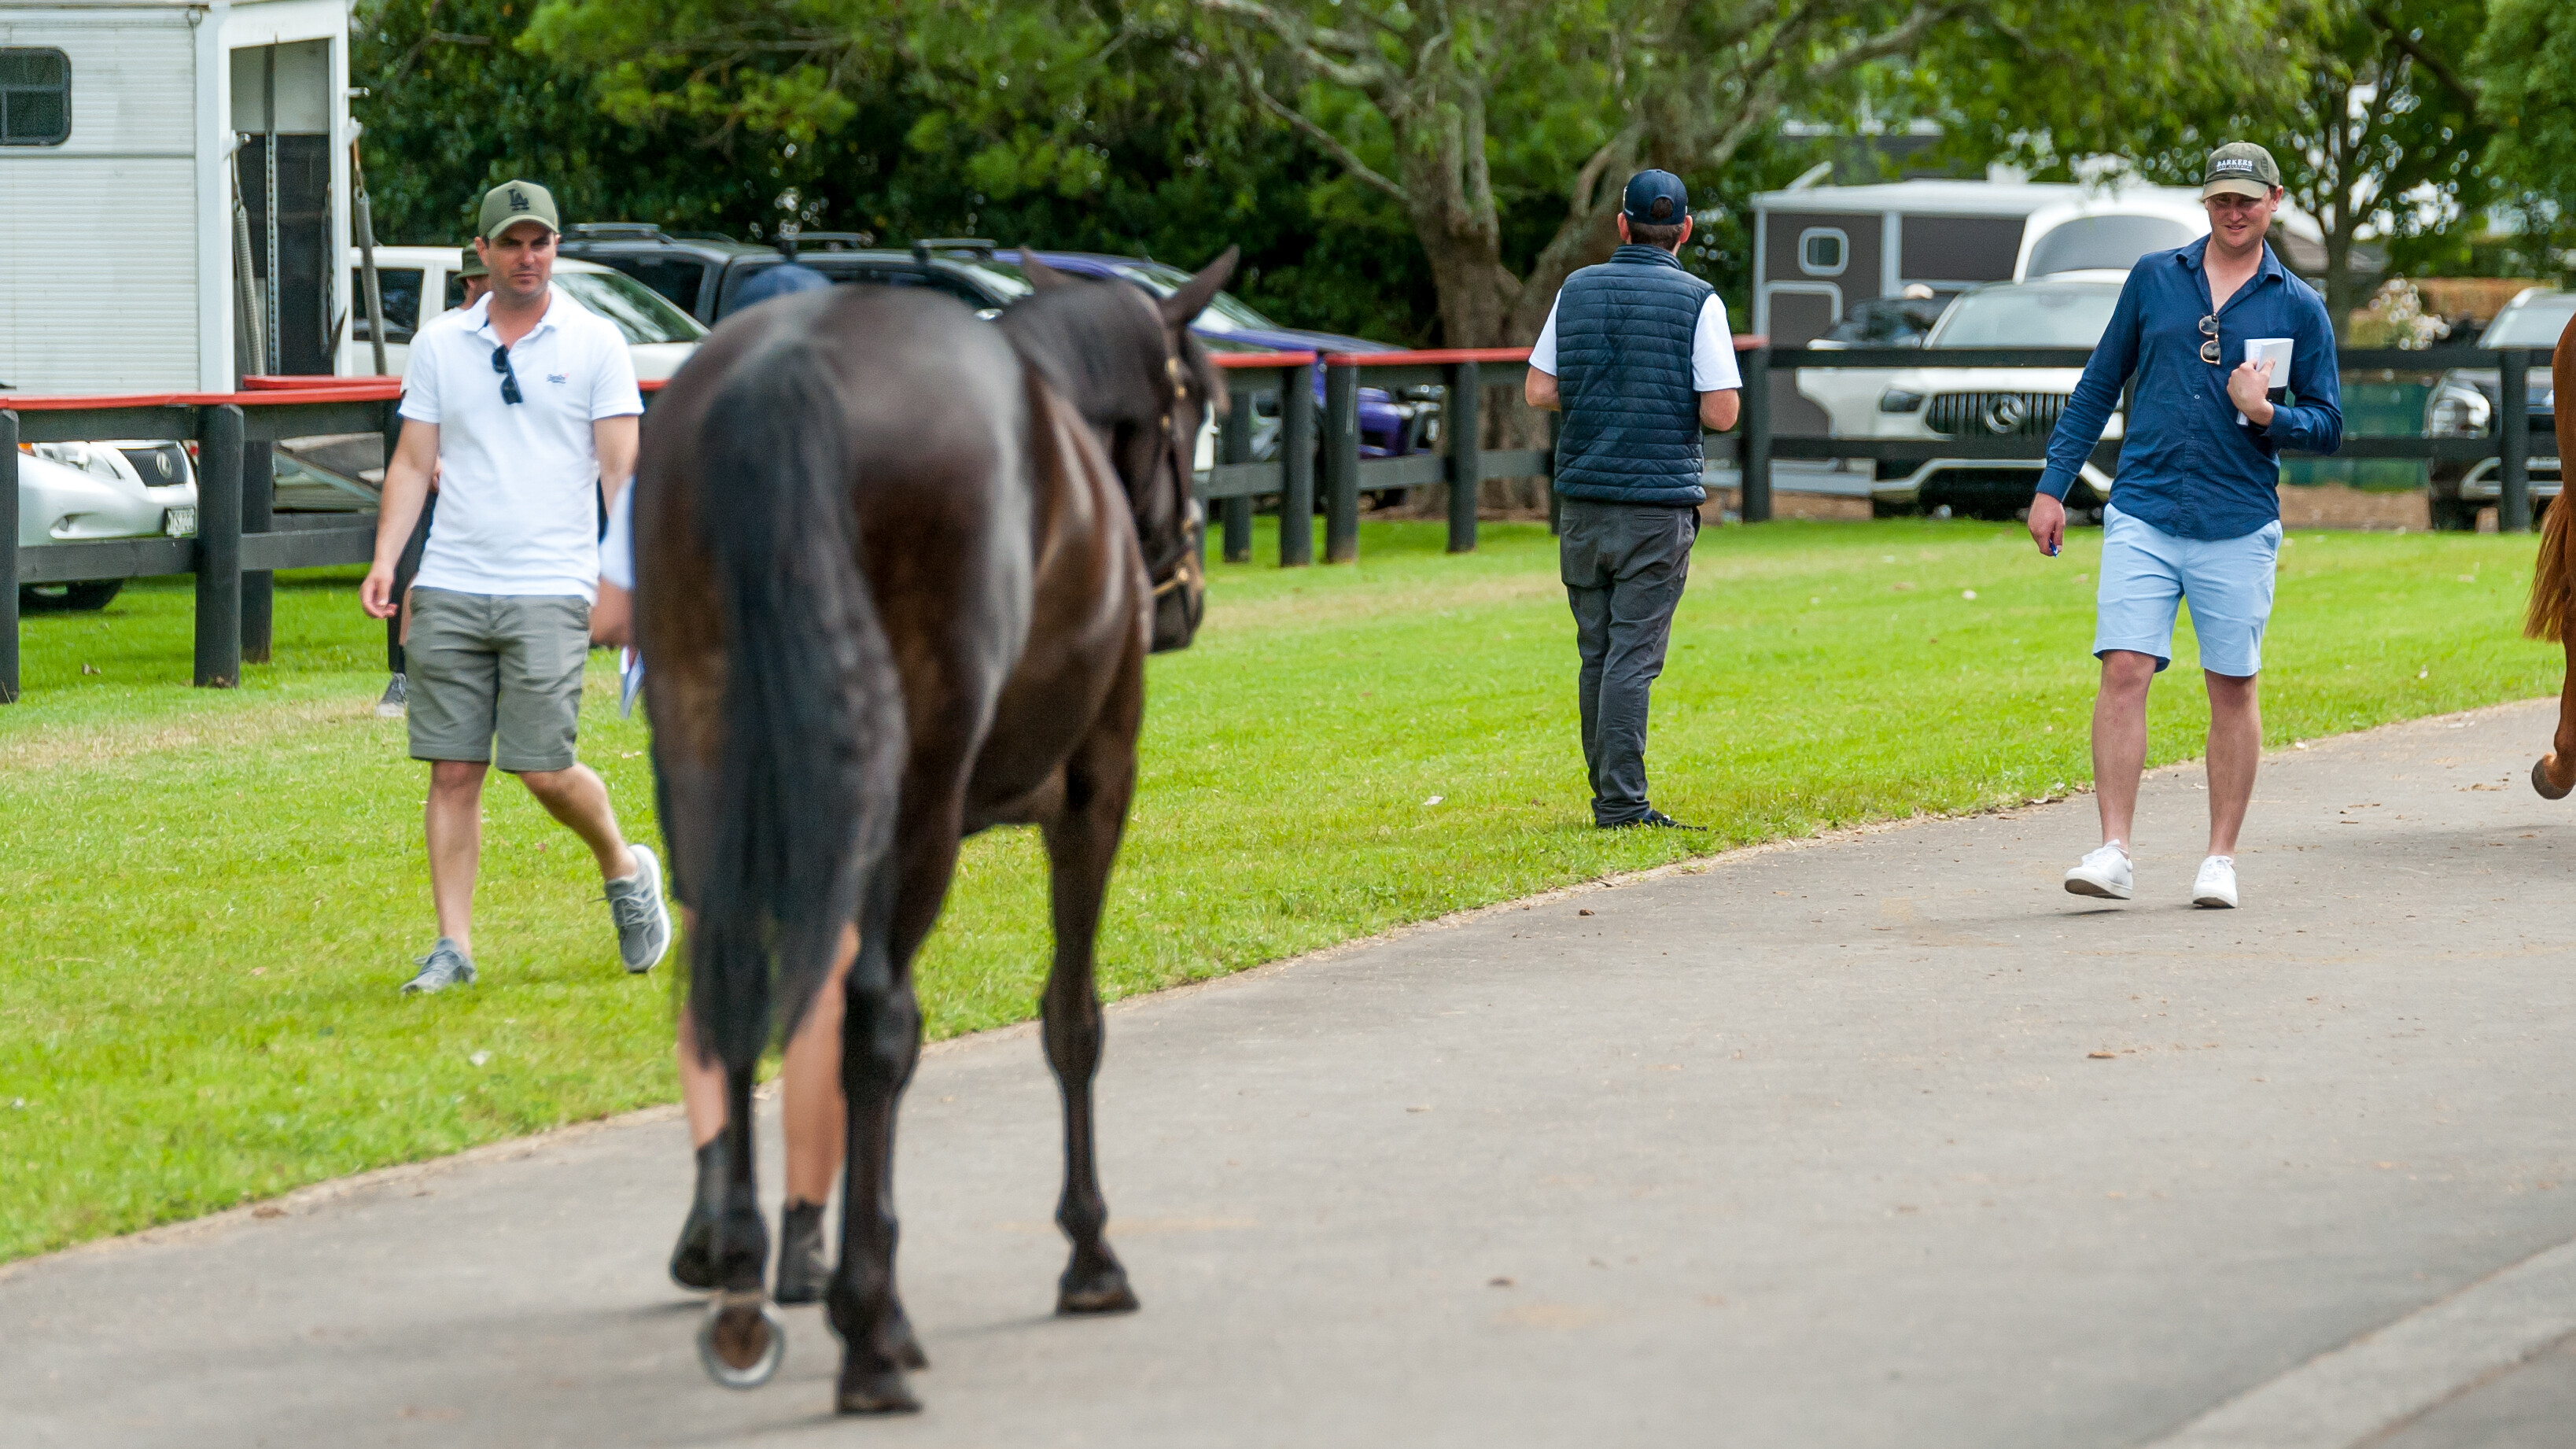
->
[7, 702, 2576, 1448]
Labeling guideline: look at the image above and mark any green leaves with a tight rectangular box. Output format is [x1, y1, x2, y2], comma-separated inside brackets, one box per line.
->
[2474, 0, 2576, 227]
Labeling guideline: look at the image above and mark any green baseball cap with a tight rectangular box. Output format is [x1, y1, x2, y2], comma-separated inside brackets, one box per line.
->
[2201, 142, 2281, 200]
[477, 179, 559, 240]
[456, 243, 485, 280]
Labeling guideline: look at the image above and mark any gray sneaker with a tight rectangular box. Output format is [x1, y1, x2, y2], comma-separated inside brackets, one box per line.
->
[376, 673, 407, 718]
[402, 937, 476, 994]
[606, 844, 673, 974]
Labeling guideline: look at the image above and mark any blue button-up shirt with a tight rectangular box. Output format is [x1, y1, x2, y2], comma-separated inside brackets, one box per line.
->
[2039, 238, 2342, 540]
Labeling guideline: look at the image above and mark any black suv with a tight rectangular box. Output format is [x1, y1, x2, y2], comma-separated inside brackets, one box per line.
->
[556, 225, 1019, 325]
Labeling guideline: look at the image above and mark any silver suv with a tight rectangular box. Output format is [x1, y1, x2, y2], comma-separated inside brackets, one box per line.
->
[2423, 288, 2568, 530]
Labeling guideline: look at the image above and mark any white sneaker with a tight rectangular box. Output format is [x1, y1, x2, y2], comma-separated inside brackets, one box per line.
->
[2064, 842, 2133, 900]
[2192, 855, 2239, 909]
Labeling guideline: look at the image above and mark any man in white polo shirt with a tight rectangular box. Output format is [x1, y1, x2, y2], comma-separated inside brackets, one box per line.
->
[361, 179, 670, 994]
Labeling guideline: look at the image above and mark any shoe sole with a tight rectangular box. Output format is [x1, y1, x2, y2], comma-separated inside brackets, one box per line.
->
[2064, 872, 2131, 901]
[2192, 892, 2237, 909]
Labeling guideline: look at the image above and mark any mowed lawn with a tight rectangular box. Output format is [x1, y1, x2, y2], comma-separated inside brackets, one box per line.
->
[0, 518, 2557, 1260]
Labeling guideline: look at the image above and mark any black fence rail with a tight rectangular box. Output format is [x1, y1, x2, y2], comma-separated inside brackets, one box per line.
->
[2, 384, 399, 702]
[1760, 344, 2558, 528]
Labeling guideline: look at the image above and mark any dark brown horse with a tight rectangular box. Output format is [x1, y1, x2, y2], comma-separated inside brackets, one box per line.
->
[2519, 308, 2576, 797]
[633, 250, 1232, 1413]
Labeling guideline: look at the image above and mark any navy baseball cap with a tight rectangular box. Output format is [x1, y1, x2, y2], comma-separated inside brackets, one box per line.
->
[1623, 170, 1690, 225]
[735, 263, 831, 310]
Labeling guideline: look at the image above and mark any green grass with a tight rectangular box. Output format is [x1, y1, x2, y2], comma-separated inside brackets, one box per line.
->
[1, 518, 2557, 1260]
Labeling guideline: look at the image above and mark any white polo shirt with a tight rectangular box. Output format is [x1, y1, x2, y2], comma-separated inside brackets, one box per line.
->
[400, 286, 643, 601]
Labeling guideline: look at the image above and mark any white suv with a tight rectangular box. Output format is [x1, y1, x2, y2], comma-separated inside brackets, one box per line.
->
[1822, 275, 2128, 519]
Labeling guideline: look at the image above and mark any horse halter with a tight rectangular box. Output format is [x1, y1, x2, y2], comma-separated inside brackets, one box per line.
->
[1147, 398, 1201, 600]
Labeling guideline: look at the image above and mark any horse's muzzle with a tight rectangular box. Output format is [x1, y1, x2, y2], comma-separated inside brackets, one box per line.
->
[1149, 519, 1205, 654]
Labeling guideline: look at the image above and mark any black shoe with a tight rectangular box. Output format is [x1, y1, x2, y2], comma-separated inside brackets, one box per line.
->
[669, 1138, 726, 1292]
[1601, 809, 1705, 831]
[774, 1198, 830, 1305]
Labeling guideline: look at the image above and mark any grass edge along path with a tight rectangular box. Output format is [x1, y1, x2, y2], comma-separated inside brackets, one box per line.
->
[1, 518, 2559, 1262]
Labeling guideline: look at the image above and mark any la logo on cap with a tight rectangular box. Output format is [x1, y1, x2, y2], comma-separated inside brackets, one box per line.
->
[508, 186, 530, 210]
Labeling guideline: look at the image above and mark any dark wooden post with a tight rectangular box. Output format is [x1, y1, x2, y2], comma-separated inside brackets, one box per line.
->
[2500, 347, 2532, 533]
[194, 404, 245, 688]
[1741, 344, 1773, 522]
[1546, 409, 1561, 535]
[1446, 359, 1480, 554]
[0, 410, 19, 703]
[1281, 361, 1316, 566]
[241, 438, 275, 663]
[1323, 358, 1360, 563]
[1220, 382, 1254, 563]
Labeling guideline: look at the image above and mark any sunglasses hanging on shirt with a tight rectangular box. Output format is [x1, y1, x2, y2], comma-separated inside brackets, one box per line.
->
[492, 343, 524, 405]
[2198, 314, 2223, 367]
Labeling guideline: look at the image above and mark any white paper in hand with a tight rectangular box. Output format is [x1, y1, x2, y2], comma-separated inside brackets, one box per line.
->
[2239, 337, 2294, 424]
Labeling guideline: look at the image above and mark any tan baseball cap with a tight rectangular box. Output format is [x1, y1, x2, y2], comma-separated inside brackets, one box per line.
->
[477, 179, 559, 240]
[2201, 142, 2281, 200]
[456, 243, 485, 280]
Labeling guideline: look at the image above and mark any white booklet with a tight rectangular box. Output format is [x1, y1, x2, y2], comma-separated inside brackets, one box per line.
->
[2239, 337, 2294, 424]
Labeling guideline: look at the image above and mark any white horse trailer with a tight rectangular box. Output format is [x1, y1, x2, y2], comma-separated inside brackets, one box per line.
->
[0, 0, 353, 394]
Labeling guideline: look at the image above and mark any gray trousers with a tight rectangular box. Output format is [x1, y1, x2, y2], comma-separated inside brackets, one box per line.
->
[1558, 498, 1697, 826]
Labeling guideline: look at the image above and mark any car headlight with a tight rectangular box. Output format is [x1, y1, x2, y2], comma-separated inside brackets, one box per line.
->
[2427, 385, 2490, 437]
[1878, 389, 1926, 414]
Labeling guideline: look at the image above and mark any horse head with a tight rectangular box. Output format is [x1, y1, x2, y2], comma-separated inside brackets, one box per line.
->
[1012, 247, 1239, 652]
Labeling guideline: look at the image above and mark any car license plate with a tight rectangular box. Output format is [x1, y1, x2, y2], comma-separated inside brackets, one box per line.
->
[164, 506, 198, 538]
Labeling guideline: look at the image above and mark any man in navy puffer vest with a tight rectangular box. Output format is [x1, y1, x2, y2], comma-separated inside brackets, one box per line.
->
[1526, 169, 1742, 828]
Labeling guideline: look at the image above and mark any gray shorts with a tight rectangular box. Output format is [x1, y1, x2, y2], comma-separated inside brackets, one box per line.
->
[406, 588, 591, 772]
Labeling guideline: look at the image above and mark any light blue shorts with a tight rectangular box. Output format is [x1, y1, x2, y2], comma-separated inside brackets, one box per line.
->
[2094, 502, 2281, 677]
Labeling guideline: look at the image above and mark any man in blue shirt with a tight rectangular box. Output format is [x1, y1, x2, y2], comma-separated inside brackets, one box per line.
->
[2029, 142, 2342, 910]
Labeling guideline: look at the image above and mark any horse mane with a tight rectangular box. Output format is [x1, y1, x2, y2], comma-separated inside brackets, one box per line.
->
[2523, 308, 2576, 641]
[996, 282, 1170, 433]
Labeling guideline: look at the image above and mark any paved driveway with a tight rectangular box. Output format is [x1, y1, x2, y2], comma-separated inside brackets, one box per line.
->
[6, 702, 2574, 1447]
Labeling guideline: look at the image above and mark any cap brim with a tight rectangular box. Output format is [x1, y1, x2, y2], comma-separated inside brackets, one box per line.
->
[481, 214, 558, 241]
[2201, 179, 2272, 200]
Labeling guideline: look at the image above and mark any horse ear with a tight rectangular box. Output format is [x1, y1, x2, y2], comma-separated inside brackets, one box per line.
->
[1157, 245, 1240, 328]
[1018, 249, 1072, 293]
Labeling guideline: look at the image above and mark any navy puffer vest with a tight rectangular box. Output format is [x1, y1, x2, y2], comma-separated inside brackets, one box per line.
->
[1550, 245, 1713, 506]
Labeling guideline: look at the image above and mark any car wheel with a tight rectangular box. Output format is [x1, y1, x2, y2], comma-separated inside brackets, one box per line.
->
[1367, 489, 1410, 511]
[2427, 497, 2479, 533]
[20, 580, 124, 611]
[1870, 499, 1918, 518]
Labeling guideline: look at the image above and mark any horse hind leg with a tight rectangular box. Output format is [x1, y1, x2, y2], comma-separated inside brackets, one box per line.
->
[697, 1063, 785, 1388]
[828, 868, 929, 1414]
[1041, 745, 1142, 1317]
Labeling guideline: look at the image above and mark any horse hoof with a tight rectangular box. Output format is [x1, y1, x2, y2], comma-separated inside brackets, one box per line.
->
[835, 1365, 921, 1415]
[697, 1293, 786, 1390]
[2536, 758, 2573, 800]
[891, 1325, 931, 1371]
[1056, 1269, 1141, 1316]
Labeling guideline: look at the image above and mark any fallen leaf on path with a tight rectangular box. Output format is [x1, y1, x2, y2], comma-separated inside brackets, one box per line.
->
[2087, 1051, 2116, 1060]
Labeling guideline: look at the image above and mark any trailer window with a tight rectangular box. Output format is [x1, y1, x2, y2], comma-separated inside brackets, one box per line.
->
[1798, 228, 1848, 276]
[1, 49, 71, 146]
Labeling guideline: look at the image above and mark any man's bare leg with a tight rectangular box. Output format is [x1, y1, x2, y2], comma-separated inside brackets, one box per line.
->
[426, 760, 488, 951]
[2204, 671, 2261, 857]
[2091, 651, 2158, 848]
[517, 762, 637, 882]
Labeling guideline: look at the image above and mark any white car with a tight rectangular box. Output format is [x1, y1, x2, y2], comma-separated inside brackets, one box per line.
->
[1843, 275, 2129, 519]
[341, 248, 707, 382]
[15, 440, 198, 610]
[274, 249, 713, 510]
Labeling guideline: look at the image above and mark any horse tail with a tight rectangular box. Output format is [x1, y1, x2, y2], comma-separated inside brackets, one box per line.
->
[690, 337, 904, 1074]
[2527, 484, 2574, 643]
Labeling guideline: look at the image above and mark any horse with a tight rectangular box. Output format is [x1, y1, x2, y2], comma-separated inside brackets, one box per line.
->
[2519, 307, 2576, 798]
[632, 248, 1233, 1414]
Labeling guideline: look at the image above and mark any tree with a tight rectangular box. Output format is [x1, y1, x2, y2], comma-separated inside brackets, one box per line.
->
[2471, 0, 2576, 278]
[1935, 0, 2492, 335]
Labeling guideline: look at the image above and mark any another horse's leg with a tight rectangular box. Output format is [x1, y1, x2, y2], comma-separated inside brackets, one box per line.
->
[698, 1060, 780, 1382]
[2543, 632, 2576, 798]
[828, 844, 939, 1413]
[1040, 678, 1144, 1316]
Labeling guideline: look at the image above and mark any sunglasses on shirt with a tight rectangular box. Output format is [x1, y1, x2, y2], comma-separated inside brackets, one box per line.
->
[2198, 314, 2224, 367]
[492, 343, 523, 405]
